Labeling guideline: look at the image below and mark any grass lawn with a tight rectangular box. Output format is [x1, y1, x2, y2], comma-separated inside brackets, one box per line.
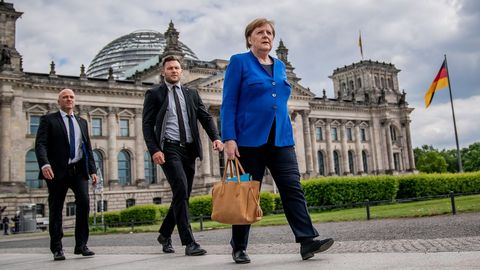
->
[90, 194, 480, 234]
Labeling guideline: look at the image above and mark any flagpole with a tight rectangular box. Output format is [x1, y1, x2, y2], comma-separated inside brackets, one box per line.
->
[444, 54, 463, 172]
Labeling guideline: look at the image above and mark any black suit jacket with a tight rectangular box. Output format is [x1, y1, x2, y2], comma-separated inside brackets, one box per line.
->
[35, 111, 97, 181]
[142, 84, 220, 160]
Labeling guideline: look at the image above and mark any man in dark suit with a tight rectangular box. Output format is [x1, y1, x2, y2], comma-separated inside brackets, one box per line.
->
[143, 55, 223, 256]
[35, 88, 98, 261]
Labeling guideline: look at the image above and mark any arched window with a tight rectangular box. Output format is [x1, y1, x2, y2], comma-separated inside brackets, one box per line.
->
[357, 77, 362, 88]
[348, 151, 355, 173]
[144, 151, 157, 184]
[118, 150, 131, 186]
[341, 82, 347, 92]
[333, 151, 341, 175]
[381, 77, 385, 88]
[388, 78, 393, 89]
[25, 150, 42, 189]
[362, 150, 369, 173]
[92, 150, 104, 183]
[390, 125, 398, 142]
[317, 151, 325, 176]
[349, 80, 354, 90]
[375, 76, 379, 88]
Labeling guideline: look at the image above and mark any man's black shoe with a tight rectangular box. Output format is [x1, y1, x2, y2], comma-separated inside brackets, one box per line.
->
[232, 250, 251, 264]
[300, 238, 334, 260]
[185, 242, 206, 256]
[53, 250, 65, 261]
[74, 246, 95, 256]
[157, 234, 175, 253]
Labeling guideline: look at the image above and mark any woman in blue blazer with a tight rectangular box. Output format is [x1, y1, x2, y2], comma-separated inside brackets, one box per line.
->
[220, 18, 334, 264]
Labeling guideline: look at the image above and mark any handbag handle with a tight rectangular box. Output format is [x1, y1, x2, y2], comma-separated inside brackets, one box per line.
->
[222, 158, 247, 183]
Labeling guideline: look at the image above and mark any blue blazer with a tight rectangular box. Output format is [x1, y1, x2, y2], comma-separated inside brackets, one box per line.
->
[221, 51, 294, 147]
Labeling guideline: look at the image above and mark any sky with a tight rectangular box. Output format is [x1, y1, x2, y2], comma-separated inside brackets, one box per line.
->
[13, 0, 480, 150]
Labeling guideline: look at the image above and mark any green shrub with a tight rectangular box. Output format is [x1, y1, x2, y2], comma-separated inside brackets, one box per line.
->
[302, 176, 398, 206]
[189, 195, 212, 218]
[259, 192, 275, 215]
[397, 172, 480, 198]
[89, 210, 121, 227]
[120, 205, 157, 225]
[157, 204, 170, 218]
[273, 193, 283, 211]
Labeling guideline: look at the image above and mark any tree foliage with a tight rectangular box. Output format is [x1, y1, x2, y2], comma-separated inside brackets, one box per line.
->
[414, 145, 447, 173]
[414, 142, 480, 173]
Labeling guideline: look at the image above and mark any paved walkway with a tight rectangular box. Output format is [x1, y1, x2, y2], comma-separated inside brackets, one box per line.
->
[0, 213, 479, 269]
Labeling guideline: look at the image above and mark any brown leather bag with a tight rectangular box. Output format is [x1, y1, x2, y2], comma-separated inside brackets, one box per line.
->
[211, 158, 262, 224]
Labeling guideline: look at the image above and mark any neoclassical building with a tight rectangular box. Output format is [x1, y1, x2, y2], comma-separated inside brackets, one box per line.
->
[0, 2, 415, 219]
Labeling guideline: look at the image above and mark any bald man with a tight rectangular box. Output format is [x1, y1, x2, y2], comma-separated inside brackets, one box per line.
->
[35, 89, 97, 261]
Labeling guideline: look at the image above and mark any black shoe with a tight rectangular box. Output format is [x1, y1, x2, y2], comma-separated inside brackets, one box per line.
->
[157, 234, 175, 253]
[74, 246, 95, 256]
[300, 238, 334, 260]
[185, 242, 206, 256]
[53, 250, 65, 261]
[232, 250, 251, 264]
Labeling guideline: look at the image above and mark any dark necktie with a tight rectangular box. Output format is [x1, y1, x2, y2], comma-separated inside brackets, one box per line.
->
[172, 85, 187, 144]
[67, 115, 76, 159]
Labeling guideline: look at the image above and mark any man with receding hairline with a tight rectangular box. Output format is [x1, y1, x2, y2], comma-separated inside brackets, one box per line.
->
[35, 88, 97, 261]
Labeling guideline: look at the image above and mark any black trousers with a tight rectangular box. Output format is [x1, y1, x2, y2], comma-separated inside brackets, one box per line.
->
[46, 164, 90, 253]
[230, 144, 319, 251]
[159, 142, 196, 245]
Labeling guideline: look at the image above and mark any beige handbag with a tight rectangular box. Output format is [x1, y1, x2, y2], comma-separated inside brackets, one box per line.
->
[211, 158, 262, 224]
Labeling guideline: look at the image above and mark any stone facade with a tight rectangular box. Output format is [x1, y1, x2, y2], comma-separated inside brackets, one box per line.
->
[0, 2, 415, 219]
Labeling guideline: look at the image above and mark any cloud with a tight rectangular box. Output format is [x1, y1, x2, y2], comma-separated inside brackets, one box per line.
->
[12, 0, 480, 149]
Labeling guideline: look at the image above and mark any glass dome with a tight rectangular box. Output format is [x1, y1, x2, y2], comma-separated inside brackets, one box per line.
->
[86, 30, 198, 79]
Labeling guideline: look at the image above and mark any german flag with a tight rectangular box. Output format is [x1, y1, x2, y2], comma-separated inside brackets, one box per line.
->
[424, 60, 449, 108]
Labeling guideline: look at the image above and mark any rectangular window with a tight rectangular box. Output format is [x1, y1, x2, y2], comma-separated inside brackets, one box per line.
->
[92, 118, 102, 136]
[331, 127, 338, 141]
[346, 128, 353, 141]
[315, 127, 323, 141]
[30, 115, 41, 135]
[119, 119, 129, 137]
[360, 128, 367, 141]
[66, 202, 76, 217]
[97, 200, 108, 212]
[126, 198, 135, 208]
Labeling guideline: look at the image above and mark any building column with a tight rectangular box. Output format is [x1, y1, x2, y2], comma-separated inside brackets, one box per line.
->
[0, 95, 24, 192]
[291, 111, 306, 175]
[301, 110, 313, 177]
[200, 126, 211, 177]
[369, 118, 380, 174]
[403, 119, 416, 171]
[134, 108, 146, 187]
[354, 121, 364, 174]
[325, 119, 335, 175]
[309, 118, 318, 176]
[340, 121, 350, 175]
[384, 121, 395, 173]
[107, 107, 119, 188]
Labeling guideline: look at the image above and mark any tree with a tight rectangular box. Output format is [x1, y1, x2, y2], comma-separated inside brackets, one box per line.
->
[462, 142, 480, 172]
[439, 149, 458, 173]
[414, 145, 448, 173]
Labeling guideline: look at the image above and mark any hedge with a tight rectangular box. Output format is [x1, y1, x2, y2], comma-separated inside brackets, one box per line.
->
[119, 205, 158, 225]
[91, 172, 480, 225]
[302, 176, 398, 206]
[397, 172, 480, 199]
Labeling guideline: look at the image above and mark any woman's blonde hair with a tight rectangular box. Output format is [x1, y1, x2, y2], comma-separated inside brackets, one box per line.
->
[244, 18, 275, 49]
